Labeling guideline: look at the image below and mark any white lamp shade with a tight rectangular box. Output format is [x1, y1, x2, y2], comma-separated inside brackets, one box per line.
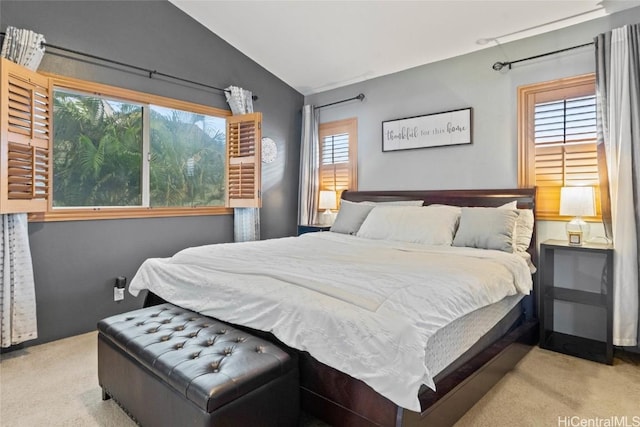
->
[318, 190, 337, 210]
[559, 186, 595, 217]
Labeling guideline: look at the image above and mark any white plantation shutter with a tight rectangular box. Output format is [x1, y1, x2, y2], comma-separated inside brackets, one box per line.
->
[519, 75, 600, 219]
[1, 58, 50, 214]
[318, 118, 357, 202]
[225, 112, 262, 208]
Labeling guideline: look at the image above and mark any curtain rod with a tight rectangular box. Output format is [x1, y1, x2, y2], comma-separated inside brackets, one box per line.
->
[0, 32, 258, 100]
[492, 41, 594, 71]
[315, 93, 365, 110]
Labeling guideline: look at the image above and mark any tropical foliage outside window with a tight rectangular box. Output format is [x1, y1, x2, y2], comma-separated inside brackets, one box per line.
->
[52, 89, 227, 209]
[149, 106, 226, 207]
[53, 89, 143, 207]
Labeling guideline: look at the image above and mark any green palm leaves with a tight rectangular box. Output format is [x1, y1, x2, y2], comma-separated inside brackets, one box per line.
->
[52, 89, 225, 208]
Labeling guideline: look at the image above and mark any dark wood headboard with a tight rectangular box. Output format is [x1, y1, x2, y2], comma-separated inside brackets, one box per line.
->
[341, 187, 537, 264]
[341, 188, 535, 210]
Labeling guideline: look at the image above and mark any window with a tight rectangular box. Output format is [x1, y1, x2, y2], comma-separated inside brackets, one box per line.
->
[518, 74, 601, 220]
[53, 89, 144, 207]
[41, 75, 236, 221]
[53, 88, 227, 210]
[2, 66, 260, 220]
[148, 106, 226, 207]
[318, 118, 357, 204]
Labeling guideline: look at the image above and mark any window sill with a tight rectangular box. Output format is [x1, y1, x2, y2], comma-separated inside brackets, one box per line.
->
[535, 214, 602, 222]
[28, 206, 233, 222]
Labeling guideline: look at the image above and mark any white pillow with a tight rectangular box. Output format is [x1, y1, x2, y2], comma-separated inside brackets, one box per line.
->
[366, 200, 424, 206]
[330, 199, 425, 235]
[427, 203, 462, 213]
[356, 205, 460, 245]
[514, 209, 534, 252]
[500, 201, 517, 210]
[452, 207, 519, 253]
[498, 201, 534, 253]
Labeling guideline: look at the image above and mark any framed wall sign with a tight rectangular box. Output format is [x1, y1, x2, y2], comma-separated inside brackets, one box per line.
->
[382, 107, 472, 152]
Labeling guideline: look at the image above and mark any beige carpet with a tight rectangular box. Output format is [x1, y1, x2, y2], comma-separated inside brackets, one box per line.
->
[456, 345, 640, 426]
[0, 331, 638, 427]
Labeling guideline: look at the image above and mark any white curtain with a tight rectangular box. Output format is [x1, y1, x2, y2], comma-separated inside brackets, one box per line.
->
[0, 26, 44, 347]
[595, 24, 639, 347]
[225, 86, 254, 116]
[225, 85, 260, 242]
[0, 26, 46, 71]
[1, 214, 38, 347]
[298, 105, 320, 226]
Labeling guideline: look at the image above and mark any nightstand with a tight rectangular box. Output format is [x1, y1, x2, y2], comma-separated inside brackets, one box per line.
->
[297, 224, 331, 235]
[539, 239, 614, 364]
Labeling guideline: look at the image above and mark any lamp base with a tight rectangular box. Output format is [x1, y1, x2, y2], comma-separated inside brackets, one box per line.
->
[566, 217, 590, 246]
[319, 209, 334, 226]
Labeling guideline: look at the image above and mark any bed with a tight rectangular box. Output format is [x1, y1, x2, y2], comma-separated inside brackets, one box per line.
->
[131, 188, 538, 427]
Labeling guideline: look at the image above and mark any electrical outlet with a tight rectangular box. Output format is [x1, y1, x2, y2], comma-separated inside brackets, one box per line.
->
[114, 276, 126, 302]
[114, 287, 125, 302]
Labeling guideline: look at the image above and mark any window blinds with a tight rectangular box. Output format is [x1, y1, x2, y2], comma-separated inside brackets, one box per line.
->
[532, 94, 600, 218]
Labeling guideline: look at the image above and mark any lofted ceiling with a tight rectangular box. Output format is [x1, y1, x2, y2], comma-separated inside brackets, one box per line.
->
[169, 0, 640, 95]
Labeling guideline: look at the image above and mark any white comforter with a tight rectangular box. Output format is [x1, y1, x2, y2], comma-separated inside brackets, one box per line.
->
[129, 232, 532, 411]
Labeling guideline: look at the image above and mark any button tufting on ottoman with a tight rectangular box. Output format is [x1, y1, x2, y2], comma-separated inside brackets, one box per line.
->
[98, 303, 299, 427]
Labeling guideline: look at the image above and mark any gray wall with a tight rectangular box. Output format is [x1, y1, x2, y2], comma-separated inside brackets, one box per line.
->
[1, 0, 303, 345]
[305, 7, 640, 193]
[305, 7, 640, 345]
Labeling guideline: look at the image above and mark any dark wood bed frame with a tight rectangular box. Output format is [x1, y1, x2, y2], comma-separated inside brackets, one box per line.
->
[145, 188, 539, 427]
[295, 188, 539, 427]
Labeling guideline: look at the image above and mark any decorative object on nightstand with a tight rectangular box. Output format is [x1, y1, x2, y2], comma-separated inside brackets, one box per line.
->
[559, 186, 595, 246]
[539, 239, 614, 364]
[297, 224, 331, 235]
[318, 190, 337, 225]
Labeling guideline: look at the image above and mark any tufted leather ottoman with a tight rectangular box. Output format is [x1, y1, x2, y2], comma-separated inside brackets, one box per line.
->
[97, 303, 299, 427]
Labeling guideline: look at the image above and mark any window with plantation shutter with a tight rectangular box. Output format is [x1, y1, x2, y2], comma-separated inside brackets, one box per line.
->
[2, 65, 250, 221]
[1, 58, 50, 214]
[44, 74, 231, 221]
[318, 118, 357, 203]
[518, 74, 600, 220]
[226, 112, 262, 208]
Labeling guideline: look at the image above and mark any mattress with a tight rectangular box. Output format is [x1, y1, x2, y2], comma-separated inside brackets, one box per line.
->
[426, 294, 523, 378]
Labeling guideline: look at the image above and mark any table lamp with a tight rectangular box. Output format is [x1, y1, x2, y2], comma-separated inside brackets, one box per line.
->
[559, 186, 595, 246]
[318, 190, 337, 225]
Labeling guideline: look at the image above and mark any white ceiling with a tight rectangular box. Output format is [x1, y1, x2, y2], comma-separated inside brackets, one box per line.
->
[170, 0, 640, 95]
